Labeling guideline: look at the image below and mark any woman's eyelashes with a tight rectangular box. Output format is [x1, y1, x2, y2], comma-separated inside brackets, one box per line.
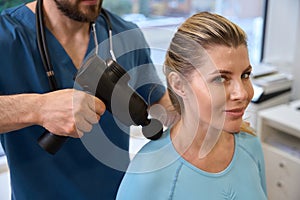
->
[241, 71, 252, 79]
[210, 70, 252, 84]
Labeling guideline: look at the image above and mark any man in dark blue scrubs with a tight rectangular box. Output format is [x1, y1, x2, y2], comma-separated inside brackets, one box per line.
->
[0, 0, 171, 199]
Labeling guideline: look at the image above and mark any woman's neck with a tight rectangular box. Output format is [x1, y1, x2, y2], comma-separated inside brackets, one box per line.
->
[170, 119, 235, 173]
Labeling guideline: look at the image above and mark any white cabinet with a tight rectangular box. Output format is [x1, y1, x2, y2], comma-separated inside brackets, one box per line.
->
[257, 101, 300, 200]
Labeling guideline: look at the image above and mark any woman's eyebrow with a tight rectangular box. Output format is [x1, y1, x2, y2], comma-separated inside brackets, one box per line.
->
[209, 65, 252, 75]
[243, 65, 252, 72]
[209, 69, 232, 75]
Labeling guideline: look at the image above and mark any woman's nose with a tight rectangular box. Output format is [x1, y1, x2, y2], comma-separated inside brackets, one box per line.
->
[230, 81, 249, 101]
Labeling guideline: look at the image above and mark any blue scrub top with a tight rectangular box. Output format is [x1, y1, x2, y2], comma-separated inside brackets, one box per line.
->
[0, 4, 165, 200]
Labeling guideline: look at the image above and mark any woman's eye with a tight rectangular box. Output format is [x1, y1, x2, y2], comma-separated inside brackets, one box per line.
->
[242, 72, 252, 79]
[212, 76, 227, 83]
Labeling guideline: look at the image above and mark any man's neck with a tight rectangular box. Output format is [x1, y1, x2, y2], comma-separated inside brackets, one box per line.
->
[27, 1, 90, 43]
[27, 1, 91, 68]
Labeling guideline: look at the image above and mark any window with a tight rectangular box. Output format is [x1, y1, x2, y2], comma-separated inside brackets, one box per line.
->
[1, 0, 267, 66]
[104, 0, 266, 65]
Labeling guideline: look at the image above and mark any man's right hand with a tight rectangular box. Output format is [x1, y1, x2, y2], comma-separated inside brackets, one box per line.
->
[38, 89, 106, 138]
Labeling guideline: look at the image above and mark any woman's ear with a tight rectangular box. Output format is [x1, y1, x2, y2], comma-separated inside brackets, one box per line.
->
[168, 72, 186, 98]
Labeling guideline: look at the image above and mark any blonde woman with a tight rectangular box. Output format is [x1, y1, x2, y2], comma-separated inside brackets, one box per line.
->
[117, 12, 267, 200]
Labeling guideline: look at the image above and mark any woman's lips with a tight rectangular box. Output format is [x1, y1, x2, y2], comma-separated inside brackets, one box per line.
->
[224, 108, 245, 118]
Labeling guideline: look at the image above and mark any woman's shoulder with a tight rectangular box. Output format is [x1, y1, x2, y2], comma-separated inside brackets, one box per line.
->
[235, 132, 264, 161]
[236, 131, 262, 147]
[128, 130, 179, 173]
[236, 131, 260, 142]
[138, 131, 171, 153]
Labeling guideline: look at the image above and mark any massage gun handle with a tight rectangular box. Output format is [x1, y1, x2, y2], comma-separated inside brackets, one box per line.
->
[37, 130, 68, 155]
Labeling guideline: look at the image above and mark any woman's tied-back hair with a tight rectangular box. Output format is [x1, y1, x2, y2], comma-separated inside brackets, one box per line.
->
[164, 11, 255, 135]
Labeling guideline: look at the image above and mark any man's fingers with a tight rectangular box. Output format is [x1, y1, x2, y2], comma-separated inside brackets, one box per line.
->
[88, 96, 106, 116]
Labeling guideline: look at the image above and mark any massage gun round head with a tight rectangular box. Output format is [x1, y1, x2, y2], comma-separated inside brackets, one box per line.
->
[142, 118, 164, 140]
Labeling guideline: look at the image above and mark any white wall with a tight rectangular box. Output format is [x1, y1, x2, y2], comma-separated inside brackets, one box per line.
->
[263, 0, 299, 64]
[262, 0, 300, 100]
[292, 1, 300, 99]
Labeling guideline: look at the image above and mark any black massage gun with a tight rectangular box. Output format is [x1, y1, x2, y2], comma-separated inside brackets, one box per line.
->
[38, 55, 164, 154]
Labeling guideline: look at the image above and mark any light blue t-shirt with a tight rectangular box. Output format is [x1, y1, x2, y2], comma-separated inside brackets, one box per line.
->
[117, 130, 267, 200]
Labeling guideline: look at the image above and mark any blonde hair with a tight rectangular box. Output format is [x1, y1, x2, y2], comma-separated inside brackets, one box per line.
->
[164, 12, 255, 135]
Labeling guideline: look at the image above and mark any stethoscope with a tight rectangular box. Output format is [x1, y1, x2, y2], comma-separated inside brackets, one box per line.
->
[35, 0, 116, 91]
